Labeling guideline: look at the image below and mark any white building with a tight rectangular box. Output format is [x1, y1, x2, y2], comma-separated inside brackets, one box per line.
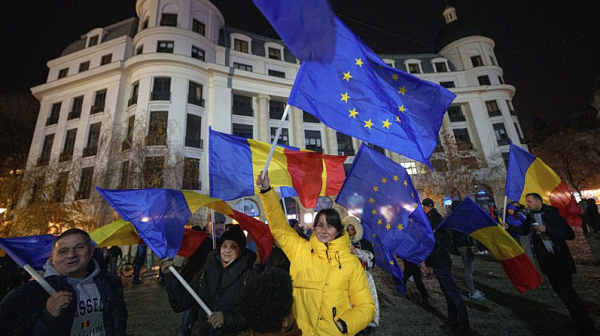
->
[25, 1, 525, 225]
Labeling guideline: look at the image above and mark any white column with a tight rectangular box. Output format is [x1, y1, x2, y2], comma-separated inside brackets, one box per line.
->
[256, 94, 270, 142]
[289, 106, 304, 147]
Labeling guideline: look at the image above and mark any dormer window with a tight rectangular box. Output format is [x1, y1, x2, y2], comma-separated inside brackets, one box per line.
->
[268, 48, 281, 60]
[382, 59, 396, 68]
[404, 59, 423, 74]
[88, 35, 99, 47]
[471, 55, 484, 67]
[192, 19, 205, 36]
[434, 62, 448, 72]
[234, 39, 249, 53]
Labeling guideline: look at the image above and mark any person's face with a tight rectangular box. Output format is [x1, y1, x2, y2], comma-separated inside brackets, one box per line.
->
[422, 205, 433, 214]
[314, 214, 338, 244]
[346, 224, 356, 237]
[525, 196, 542, 211]
[507, 209, 515, 215]
[51, 234, 93, 278]
[220, 240, 241, 263]
[214, 222, 226, 238]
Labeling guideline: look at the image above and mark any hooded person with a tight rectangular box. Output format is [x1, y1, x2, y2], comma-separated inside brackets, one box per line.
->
[0, 228, 128, 336]
[162, 225, 256, 336]
[256, 172, 375, 336]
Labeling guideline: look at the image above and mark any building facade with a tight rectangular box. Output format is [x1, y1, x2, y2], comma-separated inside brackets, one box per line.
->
[25, 1, 526, 226]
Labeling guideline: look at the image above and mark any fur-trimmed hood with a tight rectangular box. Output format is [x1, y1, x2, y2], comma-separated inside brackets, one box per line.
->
[342, 216, 363, 242]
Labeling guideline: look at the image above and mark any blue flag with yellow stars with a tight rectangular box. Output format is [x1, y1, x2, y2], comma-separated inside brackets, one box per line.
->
[285, 17, 454, 167]
[336, 144, 435, 265]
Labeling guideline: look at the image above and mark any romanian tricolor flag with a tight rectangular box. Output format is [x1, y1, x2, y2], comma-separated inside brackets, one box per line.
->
[209, 127, 346, 208]
[438, 197, 542, 293]
[506, 143, 582, 226]
[82, 319, 90, 329]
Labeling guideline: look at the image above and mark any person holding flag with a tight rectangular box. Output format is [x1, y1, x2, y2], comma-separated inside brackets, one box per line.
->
[257, 172, 375, 336]
[0, 228, 128, 336]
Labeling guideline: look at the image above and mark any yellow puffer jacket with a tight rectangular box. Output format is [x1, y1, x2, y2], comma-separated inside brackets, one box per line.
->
[260, 189, 375, 336]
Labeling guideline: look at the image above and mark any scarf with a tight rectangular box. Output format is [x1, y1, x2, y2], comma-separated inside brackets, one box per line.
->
[532, 212, 555, 253]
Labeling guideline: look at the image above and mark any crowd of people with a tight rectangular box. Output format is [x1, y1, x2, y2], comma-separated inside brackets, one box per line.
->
[0, 180, 599, 335]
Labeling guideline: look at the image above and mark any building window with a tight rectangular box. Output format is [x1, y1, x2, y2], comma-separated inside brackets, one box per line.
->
[160, 13, 177, 27]
[268, 69, 285, 78]
[471, 55, 484, 67]
[188, 82, 204, 107]
[407, 63, 421, 74]
[493, 123, 510, 146]
[79, 61, 90, 72]
[304, 130, 322, 152]
[77, 167, 94, 199]
[38, 134, 54, 166]
[144, 157, 164, 188]
[303, 111, 320, 123]
[453, 128, 472, 150]
[336, 132, 354, 156]
[91, 89, 106, 114]
[47, 102, 61, 126]
[191, 46, 205, 61]
[268, 47, 281, 60]
[401, 161, 418, 175]
[54, 171, 69, 202]
[447, 106, 466, 122]
[157, 40, 174, 53]
[185, 114, 202, 148]
[514, 122, 525, 143]
[83, 122, 101, 157]
[136, 45, 144, 55]
[100, 54, 112, 65]
[486, 100, 501, 117]
[183, 158, 200, 190]
[269, 101, 286, 120]
[88, 35, 99, 47]
[477, 75, 491, 85]
[58, 68, 69, 79]
[192, 19, 205, 35]
[234, 62, 252, 72]
[232, 94, 253, 116]
[119, 161, 130, 189]
[151, 77, 171, 101]
[232, 123, 253, 139]
[440, 81, 455, 88]
[128, 82, 139, 107]
[234, 39, 249, 53]
[122, 116, 134, 151]
[142, 18, 149, 30]
[60, 128, 77, 162]
[147, 111, 168, 146]
[434, 62, 448, 72]
[69, 96, 83, 120]
[270, 127, 289, 146]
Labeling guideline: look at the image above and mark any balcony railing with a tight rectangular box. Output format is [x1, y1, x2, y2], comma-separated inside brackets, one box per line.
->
[82, 146, 97, 157]
[449, 114, 466, 122]
[37, 157, 50, 166]
[151, 91, 171, 101]
[46, 117, 59, 126]
[232, 107, 254, 117]
[185, 138, 203, 149]
[59, 152, 73, 162]
[487, 110, 502, 117]
[90, 105, 105, 114]
[127, 96, 138, 107]
[68, 111, 81, 120]
[187, 96, 204, 107]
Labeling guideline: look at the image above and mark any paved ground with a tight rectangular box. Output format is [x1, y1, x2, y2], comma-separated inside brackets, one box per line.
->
[124, 229, 600, 335]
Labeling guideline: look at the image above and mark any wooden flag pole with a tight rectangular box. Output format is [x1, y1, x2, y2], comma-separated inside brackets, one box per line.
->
[261, 104, 291, 179]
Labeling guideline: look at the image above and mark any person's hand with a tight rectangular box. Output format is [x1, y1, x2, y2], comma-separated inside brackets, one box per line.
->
[208, 311, 225, 329]
[46, 291, 72, 317]
[502, 223, 509, 229]
[256, 171, 270, 191]
[532, 224, 546, 233]
[350, 245, 357, 255]
[160, 258, 175, 274]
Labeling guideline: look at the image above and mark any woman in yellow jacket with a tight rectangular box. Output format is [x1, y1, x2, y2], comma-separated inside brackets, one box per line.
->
[257, 173, 375, 336]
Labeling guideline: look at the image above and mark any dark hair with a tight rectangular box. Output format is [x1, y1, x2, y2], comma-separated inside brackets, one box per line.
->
[526, 193, 543, 202]
[241, 268, 293, 333]
[313, 208, 343, 236]
[53, 228, 93, 248]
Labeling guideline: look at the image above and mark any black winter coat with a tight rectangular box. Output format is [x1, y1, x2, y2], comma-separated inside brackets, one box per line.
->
[0, 264, 127, 336]
[425, 209, 452, 268]
[166, 249, 256, 336]
[519, 205, 576, 275]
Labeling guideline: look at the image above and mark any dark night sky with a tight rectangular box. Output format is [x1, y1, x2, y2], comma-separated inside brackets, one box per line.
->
[2, 0, 599, 135]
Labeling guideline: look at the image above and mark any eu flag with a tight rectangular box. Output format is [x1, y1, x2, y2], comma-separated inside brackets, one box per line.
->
[0, 234, 55, 270]
[362, 222, 406, 296]
[252, 0, 455, 167]
[336, 144, 435, 266]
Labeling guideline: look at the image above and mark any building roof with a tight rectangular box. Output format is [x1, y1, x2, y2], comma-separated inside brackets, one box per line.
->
[434, 18, 483, 52]
[61, 17, 138, 56]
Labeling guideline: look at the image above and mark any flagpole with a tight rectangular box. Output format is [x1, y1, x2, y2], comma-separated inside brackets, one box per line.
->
[502, 196, 508, 223]
[23, 264, 57, 296]
[210, 210, 216, 249]
[261, 104, 291, 179]
[169, 266, 212, 315]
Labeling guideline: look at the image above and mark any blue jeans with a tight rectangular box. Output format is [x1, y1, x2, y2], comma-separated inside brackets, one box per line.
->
[434, 267, 470, 329]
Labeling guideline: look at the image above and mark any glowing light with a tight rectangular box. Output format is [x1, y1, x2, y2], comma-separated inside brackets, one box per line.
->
[141, 217, 150, 222]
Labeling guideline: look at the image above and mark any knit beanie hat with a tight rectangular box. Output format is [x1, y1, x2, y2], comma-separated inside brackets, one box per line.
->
[220, 225, 247, 249]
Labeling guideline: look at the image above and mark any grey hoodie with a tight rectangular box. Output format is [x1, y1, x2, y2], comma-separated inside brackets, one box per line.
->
[44, 259, 106, 336]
